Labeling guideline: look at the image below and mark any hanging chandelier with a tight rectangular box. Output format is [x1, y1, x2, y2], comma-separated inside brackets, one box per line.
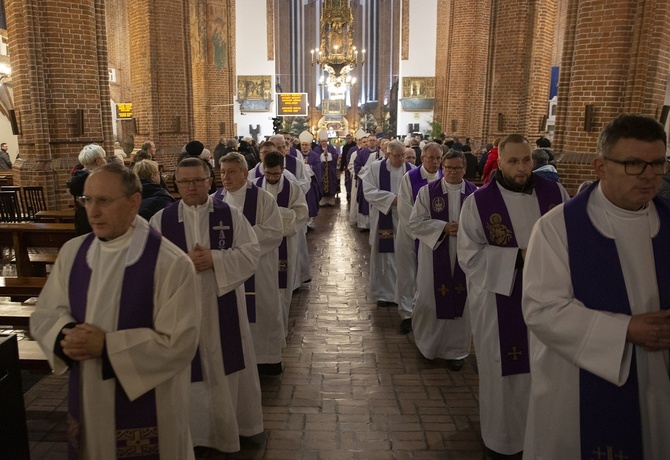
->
[311, 0, 365, 98]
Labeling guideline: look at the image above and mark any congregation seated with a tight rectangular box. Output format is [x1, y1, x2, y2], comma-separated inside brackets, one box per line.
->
[132, 159, 175, 220]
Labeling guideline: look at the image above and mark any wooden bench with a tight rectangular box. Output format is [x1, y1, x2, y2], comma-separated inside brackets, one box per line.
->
[34, 209, 75, 223]
[0, 276, 47, 306]
[0, 303, 35, 328]
[0, 222, 75, 277]
[18, 340, 50, 371]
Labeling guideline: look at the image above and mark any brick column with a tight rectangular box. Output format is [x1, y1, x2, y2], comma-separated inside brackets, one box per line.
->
[128, 0, 193, 172]
[6, 0, 113, 209]
[484, 0, 556, 141]
[190, 0, 236, 149]
[554, 0, 670, 194]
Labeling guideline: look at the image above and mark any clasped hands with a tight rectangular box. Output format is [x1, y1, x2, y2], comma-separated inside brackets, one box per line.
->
[627, 310, 670, 351]
[61, 323, 106, 361]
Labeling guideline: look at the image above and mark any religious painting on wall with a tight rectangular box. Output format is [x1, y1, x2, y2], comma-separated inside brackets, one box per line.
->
[207, 4, 227, 70]
[238, 76, 273, 112]
[322, 99, 346, 116]
[189, 0, 207, 64]
[400, 77, 436, 111]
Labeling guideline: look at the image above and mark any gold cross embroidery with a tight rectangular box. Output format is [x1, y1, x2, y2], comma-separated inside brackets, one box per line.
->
[454, 284, 466, 295]
[508, 346, 522, 361]
[438, 284, 449, 296]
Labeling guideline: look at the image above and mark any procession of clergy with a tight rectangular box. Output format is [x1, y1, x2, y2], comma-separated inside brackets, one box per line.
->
[30, 113, 670, 459]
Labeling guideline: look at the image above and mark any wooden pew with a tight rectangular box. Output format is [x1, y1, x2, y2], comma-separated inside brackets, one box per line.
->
[0, 303, 36, 328]
[0, 276, 47, 307]
[0, 222, 75, 277]
[34, 209, 75, 223]
[18, 340, 50, 371]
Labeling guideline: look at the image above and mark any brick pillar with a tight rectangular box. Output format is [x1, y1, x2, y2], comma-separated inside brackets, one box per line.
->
[190, 0, 236, 149]
[553, 0, 670, 194]
[128, 0, 193, 172]
[6, 0, 113, 209]
[485, 0, 556, 141]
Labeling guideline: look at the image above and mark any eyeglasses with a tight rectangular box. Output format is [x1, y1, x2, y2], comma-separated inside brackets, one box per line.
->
[602, 157, 668, 176]
[443, 166, 465, 173]
[423, 156, 441, 162]
[175, 177, 210, 187]
[264, 172, 282, 179]
[77, 195, 129, 208]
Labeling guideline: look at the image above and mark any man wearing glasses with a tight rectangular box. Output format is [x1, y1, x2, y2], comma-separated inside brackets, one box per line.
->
[151, 157, 262, 455]
[395, 142, 443, 334]
[252, 151, 308, 337]
[409, 149, 477, 371]
[31, 163, 200, 458]
[522, 114, 670, 459]
[458, 134, 569, 458]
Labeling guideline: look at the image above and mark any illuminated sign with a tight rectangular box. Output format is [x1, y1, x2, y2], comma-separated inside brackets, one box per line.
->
[276, 93, 308, 116]
[116, 103, 133, 119]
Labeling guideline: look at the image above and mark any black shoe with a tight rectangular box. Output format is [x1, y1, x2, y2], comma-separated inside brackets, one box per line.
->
[400, 318, 412, 334]
[446, 358, 464, 372]
[257, 362, 283, 376]
[484, 446, 523, 460]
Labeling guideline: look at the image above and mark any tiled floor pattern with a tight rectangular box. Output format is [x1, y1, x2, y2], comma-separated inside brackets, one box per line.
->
[21, 195, 484, 459]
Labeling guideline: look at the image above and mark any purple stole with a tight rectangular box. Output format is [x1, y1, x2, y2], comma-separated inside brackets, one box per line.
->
[284, 154, 297, 177]
[260, 177, 291, 288]
[160, 200, 245, 379]
[213, 185, 260, 323]
[253, 165, 263, 179]
[377, 160, 412, 253]
[474, 177, 562, 376]
[428, 179, 477, 318]
[407, 166, 443, 199]
[564, 181, 670, 459]
[316, 145, 338, 196]
[68, 229, 162, 459]
[355, 149, 374, 216]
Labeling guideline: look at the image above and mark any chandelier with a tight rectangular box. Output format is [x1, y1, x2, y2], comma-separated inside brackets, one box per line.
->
[311, 0, 365, 99]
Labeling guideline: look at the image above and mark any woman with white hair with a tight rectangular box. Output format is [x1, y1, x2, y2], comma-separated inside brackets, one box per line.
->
[66, 143, 107, 235]
[133, 160, 175, 220]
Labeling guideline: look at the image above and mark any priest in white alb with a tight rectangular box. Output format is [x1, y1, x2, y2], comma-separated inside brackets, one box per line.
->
[409, 150, 476, 371]
[395, 142, 443, 333]
[457, 134, 569, 457]
[522, 114, 670, 459]
[252, 149, 308, 336]
[362, 139, 413, 307]
[150, 157, 262, 454]
[214, 152, 285, 376]
[31, 163, 200, 459]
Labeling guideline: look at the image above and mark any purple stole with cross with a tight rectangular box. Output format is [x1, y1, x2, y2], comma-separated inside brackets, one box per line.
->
[377, 159, 412, 252]
[565, 181, 670, 459]
[213, 184, 260, 323]
[160, 200, 245, 380]
[474, 177, 562, 376]
[260, 176, 291, 288]
[315, 144, 339, 196]
[408, 166, 444, 254]
[68, 228, 162, 459]
[428, 179, 477, 318]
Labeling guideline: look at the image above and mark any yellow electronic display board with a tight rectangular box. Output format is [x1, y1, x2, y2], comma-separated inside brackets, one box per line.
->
[276, 93, 308, 116]
[116, 103, 133, 119]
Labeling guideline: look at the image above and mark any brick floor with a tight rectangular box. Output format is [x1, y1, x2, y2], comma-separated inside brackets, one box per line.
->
[22, 195, 485, 459]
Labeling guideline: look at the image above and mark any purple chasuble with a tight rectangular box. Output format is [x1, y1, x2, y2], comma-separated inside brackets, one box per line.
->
[474, 177, 562, 376]
[160, 200, 246, 379]
[213, 185, 259, 323]
[68, 228, 162, 459]
[565, 181, 670, 459]
[260, 177, 291, 288]
[316, 145, 339, 197]
[377, 160, 412, 253]
[427, 179, 476, 318]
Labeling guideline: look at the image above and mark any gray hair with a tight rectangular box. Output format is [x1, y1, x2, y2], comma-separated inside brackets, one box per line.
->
[91, 162, 142, 195]
[132, 159, 159, 181]
[219, 152, 248, 170]
[79, 144, 106, 169]
[387, 139, 405, 154]
[225, 138, 239, 150]
[531, 148, 549, 165]
[422, 142, 442, 157]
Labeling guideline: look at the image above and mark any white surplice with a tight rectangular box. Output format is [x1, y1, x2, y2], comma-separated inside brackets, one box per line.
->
[347, 149, 359, 225]
[396, 166, 440, 320]
[150, 197, 262, 450]
[522, 184, 670, 459]
[215, 181, 285, 364]
[409, 179, 472, 360]
[252, 175, 308, 335]
[362, 160, 406, 303]
[457, 182, 569, 454]
[30, 217, 199, 460]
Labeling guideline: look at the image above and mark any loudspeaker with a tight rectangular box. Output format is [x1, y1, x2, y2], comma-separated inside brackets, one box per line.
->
[660, 105, 670, 125]
[220, 122, 226, 135]
[174, 116, 181, 133]
[584, 105, 594, 132]
[539, 115, 547, 132]
[497, 113, 503, 132]
[9, 109, 18, 135]
[75, 108, 84, 136]
[451, 119, 457, 133]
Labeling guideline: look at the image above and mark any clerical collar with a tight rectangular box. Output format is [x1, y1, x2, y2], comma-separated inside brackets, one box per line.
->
[494, 169, 536, 194]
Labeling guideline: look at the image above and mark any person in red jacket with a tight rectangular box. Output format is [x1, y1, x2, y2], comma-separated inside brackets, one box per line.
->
[482, 137, 502, 183]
